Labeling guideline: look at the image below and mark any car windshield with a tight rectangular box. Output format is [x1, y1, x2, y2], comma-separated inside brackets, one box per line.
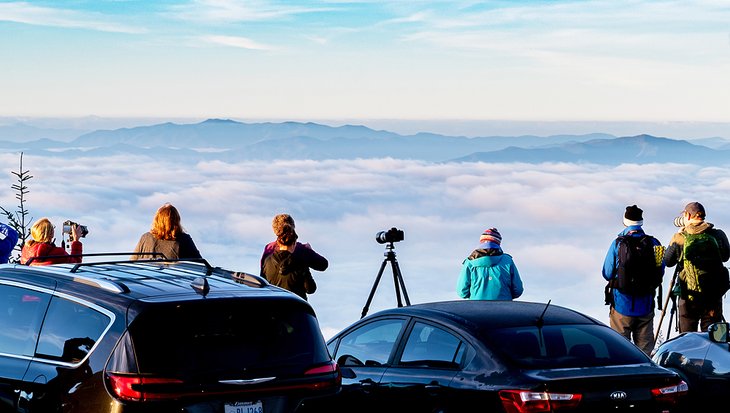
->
[128, 298, 329, 379]
[483, 324, 649, 369]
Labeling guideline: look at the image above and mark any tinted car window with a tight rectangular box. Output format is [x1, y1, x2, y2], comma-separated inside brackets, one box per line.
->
[0, 284, 51, 356]
[485, 324, 649, 368]
[400, 322, 462, 368]
[128, 298, 329, 378]
[334, 318, 405, 367]
[36, 296, 111, 363]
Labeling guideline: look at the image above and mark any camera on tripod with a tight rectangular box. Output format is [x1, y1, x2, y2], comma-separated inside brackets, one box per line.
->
[362, 227, 410, 319]
[62, 220, 89, 239]
[375, 227, 404, 244]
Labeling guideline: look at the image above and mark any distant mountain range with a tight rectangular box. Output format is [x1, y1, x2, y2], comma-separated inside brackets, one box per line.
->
[1, 118, 728, 165]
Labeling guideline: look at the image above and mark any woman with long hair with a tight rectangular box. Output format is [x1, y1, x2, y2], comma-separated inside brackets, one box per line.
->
[261, 223, 328, 300]
[20, 218, 83, 265]
[131, 203, 202, 260]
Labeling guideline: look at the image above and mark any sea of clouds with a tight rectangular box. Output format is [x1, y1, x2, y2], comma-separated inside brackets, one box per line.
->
[2, 153, 729, 341]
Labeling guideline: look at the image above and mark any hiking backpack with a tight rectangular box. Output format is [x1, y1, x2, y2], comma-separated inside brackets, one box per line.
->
[681, 231, 730, 299]
[614, 234, 663, 296]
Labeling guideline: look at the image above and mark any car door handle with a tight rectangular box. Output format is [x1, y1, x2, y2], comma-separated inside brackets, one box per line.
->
[425, 382, 443, 395]
[360, 378, 376, 388]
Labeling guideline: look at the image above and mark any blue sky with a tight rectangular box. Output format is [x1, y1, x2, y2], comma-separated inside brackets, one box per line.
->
[2, 0, 730, 122]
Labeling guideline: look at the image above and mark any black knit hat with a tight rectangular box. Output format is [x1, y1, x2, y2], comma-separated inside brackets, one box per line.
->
[623, 205, 643, 226]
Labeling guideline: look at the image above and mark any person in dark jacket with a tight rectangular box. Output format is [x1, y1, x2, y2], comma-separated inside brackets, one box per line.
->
[262, 224, 328, 300]
[602, 205, 664, 355]
[664, 202, 730, 332]
[21, 218, 83, 265]
[131, 203, 202, 260]
[260, 213, 296, 272]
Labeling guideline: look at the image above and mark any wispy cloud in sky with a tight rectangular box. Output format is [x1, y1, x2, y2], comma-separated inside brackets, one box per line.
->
[2, 0, 729, 120]
[167, 0, 334, 23]
[0, 1, 146, 33]
[200, 34, 275, 50]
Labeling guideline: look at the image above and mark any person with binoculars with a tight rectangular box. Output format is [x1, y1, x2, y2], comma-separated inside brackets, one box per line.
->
[20, 218, 84, 265]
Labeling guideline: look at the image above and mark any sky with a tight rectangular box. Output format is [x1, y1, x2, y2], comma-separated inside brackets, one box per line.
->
[2, 152, 729, 341]
[2, 0, 730, 125]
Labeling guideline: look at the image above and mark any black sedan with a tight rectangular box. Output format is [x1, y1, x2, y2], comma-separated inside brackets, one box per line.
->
[653, 322, 729, 409]
[304, 300, 687, 413]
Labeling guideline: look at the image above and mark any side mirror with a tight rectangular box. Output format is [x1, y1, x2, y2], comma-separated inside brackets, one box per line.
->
[708, 322, 729, 343]
[339, 367, 356, 379]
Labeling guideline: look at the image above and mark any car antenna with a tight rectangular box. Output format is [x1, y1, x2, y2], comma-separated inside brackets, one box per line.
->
[536, 299, 551, 329]
[536, 300, 551, 347]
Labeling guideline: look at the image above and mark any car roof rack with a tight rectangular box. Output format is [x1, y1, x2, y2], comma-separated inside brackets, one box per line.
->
[25, 252, 215, 275]
[19, 252, 267, 293]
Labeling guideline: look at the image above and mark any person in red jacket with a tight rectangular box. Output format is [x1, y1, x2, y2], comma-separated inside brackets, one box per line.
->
[20, 218, 83, 265]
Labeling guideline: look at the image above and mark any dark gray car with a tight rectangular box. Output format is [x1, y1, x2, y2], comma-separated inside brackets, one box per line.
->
[309, 300, 687, 413]
[0, 258, 340, 413]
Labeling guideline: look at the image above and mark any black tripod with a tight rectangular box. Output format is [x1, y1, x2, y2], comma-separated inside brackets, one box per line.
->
[654, 267, 680, 347]
[361, 241, 411, 319]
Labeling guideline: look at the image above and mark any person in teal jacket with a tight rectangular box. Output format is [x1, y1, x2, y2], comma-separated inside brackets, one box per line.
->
[457, 228, 524, 300]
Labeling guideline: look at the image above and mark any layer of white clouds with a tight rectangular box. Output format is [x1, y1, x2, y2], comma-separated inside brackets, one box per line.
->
[2, 153, 728, 341]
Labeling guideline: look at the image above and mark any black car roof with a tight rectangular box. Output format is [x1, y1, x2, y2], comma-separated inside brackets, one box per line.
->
[367, 300, 601, 331]
[5, 259, 286, 302]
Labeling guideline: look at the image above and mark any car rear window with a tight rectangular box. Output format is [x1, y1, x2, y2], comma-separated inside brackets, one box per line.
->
[127, 298, 329, 378]
[484, 324, 649, 369]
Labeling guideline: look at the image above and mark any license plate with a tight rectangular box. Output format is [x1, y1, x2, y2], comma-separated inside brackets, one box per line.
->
[224, 400, 263, 413]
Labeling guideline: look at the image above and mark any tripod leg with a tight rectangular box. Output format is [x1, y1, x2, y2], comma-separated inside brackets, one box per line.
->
[361, 259, 388, 319]
[392, 264, 403, 307]
[654, 268, 679, 346]
[390, 259, 411, 306]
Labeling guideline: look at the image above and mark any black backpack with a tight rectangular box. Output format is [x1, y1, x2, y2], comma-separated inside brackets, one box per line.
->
[613, 234, 663, 296]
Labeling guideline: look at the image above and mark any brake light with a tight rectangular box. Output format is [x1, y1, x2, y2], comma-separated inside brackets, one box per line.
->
[499, 390, 582, 413]
[107, 364, 341, 402]
[651, 381, 688, 404]
[107, 374, 184, 401]
[305, 360, 338, 375]
[304, 360, 341, 390]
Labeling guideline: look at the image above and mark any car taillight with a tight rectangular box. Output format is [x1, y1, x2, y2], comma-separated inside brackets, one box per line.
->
[107, 363, 341, 402]
[107, 374, 185, 401]
[305, 360, 338, 376]
[304, 360, 341, 390]
[499, 390, 582, 413]
[651, 380, 688, 404]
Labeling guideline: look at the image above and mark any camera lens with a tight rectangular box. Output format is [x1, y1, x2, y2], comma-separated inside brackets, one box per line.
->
[375, 227, 404, 244]
[375, 231, 389, 244]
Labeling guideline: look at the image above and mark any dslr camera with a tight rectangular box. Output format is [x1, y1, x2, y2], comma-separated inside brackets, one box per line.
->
[63, 220, 89, 239]
[376, 227, 404, 244]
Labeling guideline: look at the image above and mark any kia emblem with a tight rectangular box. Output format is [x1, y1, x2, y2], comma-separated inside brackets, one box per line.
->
[610, 391, 627, 400]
